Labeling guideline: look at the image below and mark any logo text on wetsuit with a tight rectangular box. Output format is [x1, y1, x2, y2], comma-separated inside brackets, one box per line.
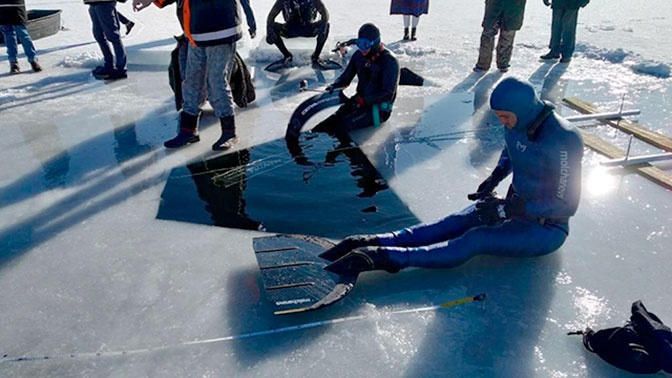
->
[557, 150, 569, 199]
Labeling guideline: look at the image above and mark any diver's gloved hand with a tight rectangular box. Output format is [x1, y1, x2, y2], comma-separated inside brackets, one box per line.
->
[319, 234, 379, 262]
[468, 177, 498, 201]
[468, 166, 506, 201]
[324, 247, 400, 276]
[475, 195, 526, 225]
[325, 85, 335, 94]
[349, 95, 366, 108]
[249, 28, 256, 39]
[475, 197, 507, 225]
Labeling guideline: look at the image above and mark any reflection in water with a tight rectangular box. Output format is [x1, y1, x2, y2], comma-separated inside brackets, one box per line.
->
[158, 134, 418, 238]
[20, 120, 71, 189]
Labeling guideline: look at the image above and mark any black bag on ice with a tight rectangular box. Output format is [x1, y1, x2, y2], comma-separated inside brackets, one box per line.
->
[574, 300, 672, 374]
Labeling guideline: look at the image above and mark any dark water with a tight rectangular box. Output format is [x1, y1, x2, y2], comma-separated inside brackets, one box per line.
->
[157, 133, 419, 239]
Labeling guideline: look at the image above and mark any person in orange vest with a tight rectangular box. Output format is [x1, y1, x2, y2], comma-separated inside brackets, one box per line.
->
[134, 0, 246, 150]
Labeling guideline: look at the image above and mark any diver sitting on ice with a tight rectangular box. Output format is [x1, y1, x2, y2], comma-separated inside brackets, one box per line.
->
[311, 23, 400, 138]
[321, 77, 584, 276]
[266, 0, 331, 68]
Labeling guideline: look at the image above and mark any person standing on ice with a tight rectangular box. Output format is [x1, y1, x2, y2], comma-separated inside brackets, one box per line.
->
[85, 0, 128, 80]
[389, 0, 429, 41]
[321, 77, 584, 276]
[311, 23, 399, 138]
[473, 0, 527, 73]
[133, 0, 244, 151]
[539, 0, 590, 63]
[266, 0, 330, 68]
[0, 0, 42, 74]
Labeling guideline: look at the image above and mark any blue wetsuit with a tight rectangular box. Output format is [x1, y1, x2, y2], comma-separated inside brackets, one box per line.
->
[373, 78, 584, 269]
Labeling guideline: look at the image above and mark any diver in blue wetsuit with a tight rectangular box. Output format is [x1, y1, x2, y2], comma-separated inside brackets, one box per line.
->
[321, 77, 584, 275]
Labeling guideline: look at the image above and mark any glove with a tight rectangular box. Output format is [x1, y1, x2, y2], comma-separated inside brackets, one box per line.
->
[249, 28, 256, 39]
[325, 85, 335, 94]
[475, 195, 526, 225]
[475, 197, 507, 225]
[468, 166, 506, 201]
[351, 95, 366, 108]
[543, 0, 551, 6]
[318, 234, 379, 262]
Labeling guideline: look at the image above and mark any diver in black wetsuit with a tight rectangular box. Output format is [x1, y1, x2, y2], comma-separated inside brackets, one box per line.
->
[312, 23, 400, 138]
[266, 0, 330, 66]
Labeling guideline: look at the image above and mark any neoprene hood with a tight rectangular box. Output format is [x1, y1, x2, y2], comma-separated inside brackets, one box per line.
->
[490, 77, 545, 130]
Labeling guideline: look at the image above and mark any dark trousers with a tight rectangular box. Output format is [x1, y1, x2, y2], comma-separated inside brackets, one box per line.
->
[549, 8, 579, 58]
[88, 2, 126, 71]
[476, 21, 516, 70]
[268, 20, 329, 59]
[313, 102, 390, 139]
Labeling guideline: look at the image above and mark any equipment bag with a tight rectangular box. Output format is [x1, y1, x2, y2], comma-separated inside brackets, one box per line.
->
[573, 300, 672, 374]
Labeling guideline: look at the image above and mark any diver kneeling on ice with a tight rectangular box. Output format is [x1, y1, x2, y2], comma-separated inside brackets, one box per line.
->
[312, 23, 399, 138]
[322, 77, 584, 275]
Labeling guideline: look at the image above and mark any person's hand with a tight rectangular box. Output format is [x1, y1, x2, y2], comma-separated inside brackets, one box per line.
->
[468, 176, 498, 201]
[351, 95, 366, 108]
[318, 234, 379, 262]
[475, 197, 507, 225]
[475, 195, 526, 225]
[325, 85, 334, 94]
[249, 28, 256, 39]
[133, 0, 154, 12]
[543, 0, 551, 6]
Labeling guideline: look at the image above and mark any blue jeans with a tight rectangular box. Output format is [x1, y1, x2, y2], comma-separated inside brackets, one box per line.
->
[378, 204, 569, 269]
[182, 43, 236, 119]
[1, 24, 37, 63]
[88, 2, 126, 71]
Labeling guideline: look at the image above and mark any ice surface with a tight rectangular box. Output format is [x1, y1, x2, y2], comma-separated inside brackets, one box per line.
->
[1, 0, 671, 377]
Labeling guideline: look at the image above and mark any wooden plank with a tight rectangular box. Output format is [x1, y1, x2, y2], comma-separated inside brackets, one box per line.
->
[563, 97, 672, 152]
[579, 130, 672, 190]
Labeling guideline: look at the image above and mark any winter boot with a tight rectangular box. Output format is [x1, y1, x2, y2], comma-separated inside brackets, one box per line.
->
[212, 115, 238, 151]
[125, 21, 135, 36]
[10, 62, 20, 74]
[403, 27, 410, 41]
[319, 234, 380, 262]
[324, 247, 401, 276]
[539, 52, 560, 60]
[411, 27, 417, 41]
[30, 59, 42, 72]
[164, 112, 200, 148]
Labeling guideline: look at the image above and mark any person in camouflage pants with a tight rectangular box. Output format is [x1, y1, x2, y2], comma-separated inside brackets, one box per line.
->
[473, 0, 527, 73]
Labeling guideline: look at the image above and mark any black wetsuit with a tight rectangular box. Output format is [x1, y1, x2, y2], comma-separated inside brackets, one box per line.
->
[266, 0, 329, 60]
[314, 47, 400, 137]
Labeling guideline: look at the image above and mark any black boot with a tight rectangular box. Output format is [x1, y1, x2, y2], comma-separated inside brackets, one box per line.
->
[212, 115, 238, 151]
[30, 59, 42, 72]
[10, 62, 20, 74]
[403, 27, 410, 41]
[324, 247, 401, 276]
[319, 234, 379, 262]
[411, 27, 417, 41]
[164, 112, 200, 148]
